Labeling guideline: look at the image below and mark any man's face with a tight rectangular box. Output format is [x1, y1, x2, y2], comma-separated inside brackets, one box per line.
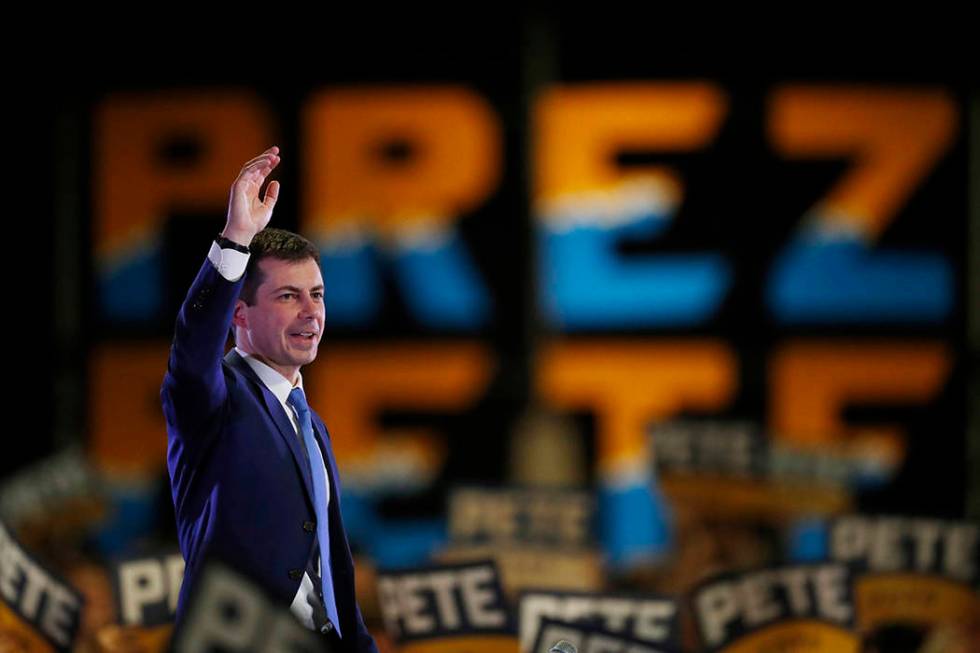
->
[233, 257, 325, 383]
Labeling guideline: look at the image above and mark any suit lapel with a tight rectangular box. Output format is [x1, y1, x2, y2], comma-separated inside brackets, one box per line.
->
[224, 350, 316, 508]
[311, 418, 341, 520]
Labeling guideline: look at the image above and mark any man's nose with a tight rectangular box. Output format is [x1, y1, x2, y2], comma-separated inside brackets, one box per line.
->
[299, 294, 322, 317]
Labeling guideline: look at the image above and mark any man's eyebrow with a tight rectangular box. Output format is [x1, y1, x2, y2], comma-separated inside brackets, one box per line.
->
[269, 284, 324, 293]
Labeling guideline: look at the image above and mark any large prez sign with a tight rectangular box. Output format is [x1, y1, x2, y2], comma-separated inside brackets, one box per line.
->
[88, 82, 965, 574]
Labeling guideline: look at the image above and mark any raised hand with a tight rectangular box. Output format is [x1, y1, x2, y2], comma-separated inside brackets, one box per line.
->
[221, 146, 281, 246]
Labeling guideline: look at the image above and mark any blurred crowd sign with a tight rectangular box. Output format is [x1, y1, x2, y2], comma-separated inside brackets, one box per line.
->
[111, 550, 184, 626]
[528, 618, 677, 653]
[94, 623, 173, 653]
[829, 516, 978, 584]
[169, 560, 322, 653]
[692, 563, 858, 652]
[445, 487, 602, 595]
[828, 516, 979, 635]
[0, 519, 83, 652]
[438, 545, 603, 597]
[449, 487, 595, 548]
[650, 420, 854, 522]
[518, 590, 678, 653]
[650, 420, 893, 489]
[0, 446, 103, 529]
[376, 560, 516, 653]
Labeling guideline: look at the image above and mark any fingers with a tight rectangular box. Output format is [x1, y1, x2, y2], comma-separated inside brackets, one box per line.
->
[238, 147, 281, 182]
[224, 148, 282, 238]
[243, 147, 280, 169]
[241, 146, 279, 169]
[263, 180, 280, 209]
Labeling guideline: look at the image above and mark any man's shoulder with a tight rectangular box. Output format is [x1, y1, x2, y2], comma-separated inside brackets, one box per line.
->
[220, 352, 253, 387]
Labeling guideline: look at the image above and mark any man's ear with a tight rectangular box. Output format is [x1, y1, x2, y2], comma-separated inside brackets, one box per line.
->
[232, 299, 248, 330]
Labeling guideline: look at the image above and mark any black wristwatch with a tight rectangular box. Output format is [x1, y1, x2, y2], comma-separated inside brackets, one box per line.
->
[215, 234, 250, 254]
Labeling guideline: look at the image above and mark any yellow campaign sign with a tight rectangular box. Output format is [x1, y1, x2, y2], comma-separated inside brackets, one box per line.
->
[717, 620, 859, 653]
[854, 573, 980, 633]
[660, 476, 851, 521]
[0, 604, 56, 653]
[437, 545, 603, 597]
[93, 624, 173, 653]
[401, 634, 519, 653]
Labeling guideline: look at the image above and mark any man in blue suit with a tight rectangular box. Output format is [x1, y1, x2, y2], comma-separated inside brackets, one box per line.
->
[162, 146, 378, 652]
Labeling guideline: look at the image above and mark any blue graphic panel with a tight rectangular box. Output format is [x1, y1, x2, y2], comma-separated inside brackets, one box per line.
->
[393, 231, 491, 329]
[786, 517, 830, 562]
[342, 491, 446, 568]
[321, 244, 383, 326]
[93, 479, 162, 557]
[540, 208, 730, 328]
[768, 227, 952, 323]
[99, 244, 164, 322]
[597, 473, 672, 568]
[319, 230, 490, 329]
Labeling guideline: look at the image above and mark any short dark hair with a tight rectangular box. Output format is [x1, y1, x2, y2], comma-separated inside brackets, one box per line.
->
[239, 228, 322, 306]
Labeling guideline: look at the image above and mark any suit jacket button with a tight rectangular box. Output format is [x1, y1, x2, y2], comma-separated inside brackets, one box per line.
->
[303, 521, 315, 533]
[288, 569, 303, 581]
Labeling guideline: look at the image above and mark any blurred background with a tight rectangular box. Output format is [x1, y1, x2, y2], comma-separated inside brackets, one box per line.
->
[3, 15, 977, 652]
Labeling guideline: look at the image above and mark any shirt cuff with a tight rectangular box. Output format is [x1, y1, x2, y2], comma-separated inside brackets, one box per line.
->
[208, 241, 250, 282]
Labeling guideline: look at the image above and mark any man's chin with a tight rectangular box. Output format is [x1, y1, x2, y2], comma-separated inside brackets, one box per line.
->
[294, 348, 318, 365]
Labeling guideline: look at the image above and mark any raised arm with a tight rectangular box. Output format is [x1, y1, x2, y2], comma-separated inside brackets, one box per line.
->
[162, 147, 282, 454]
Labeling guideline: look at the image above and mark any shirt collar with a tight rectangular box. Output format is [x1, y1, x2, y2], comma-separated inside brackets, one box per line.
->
[235, 347, 303, 405]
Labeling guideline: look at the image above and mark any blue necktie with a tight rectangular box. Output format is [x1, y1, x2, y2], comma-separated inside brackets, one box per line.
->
[288, 387, 341, 637]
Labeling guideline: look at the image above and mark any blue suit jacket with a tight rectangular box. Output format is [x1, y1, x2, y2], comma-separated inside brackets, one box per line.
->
[162, 256, 378, 653]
